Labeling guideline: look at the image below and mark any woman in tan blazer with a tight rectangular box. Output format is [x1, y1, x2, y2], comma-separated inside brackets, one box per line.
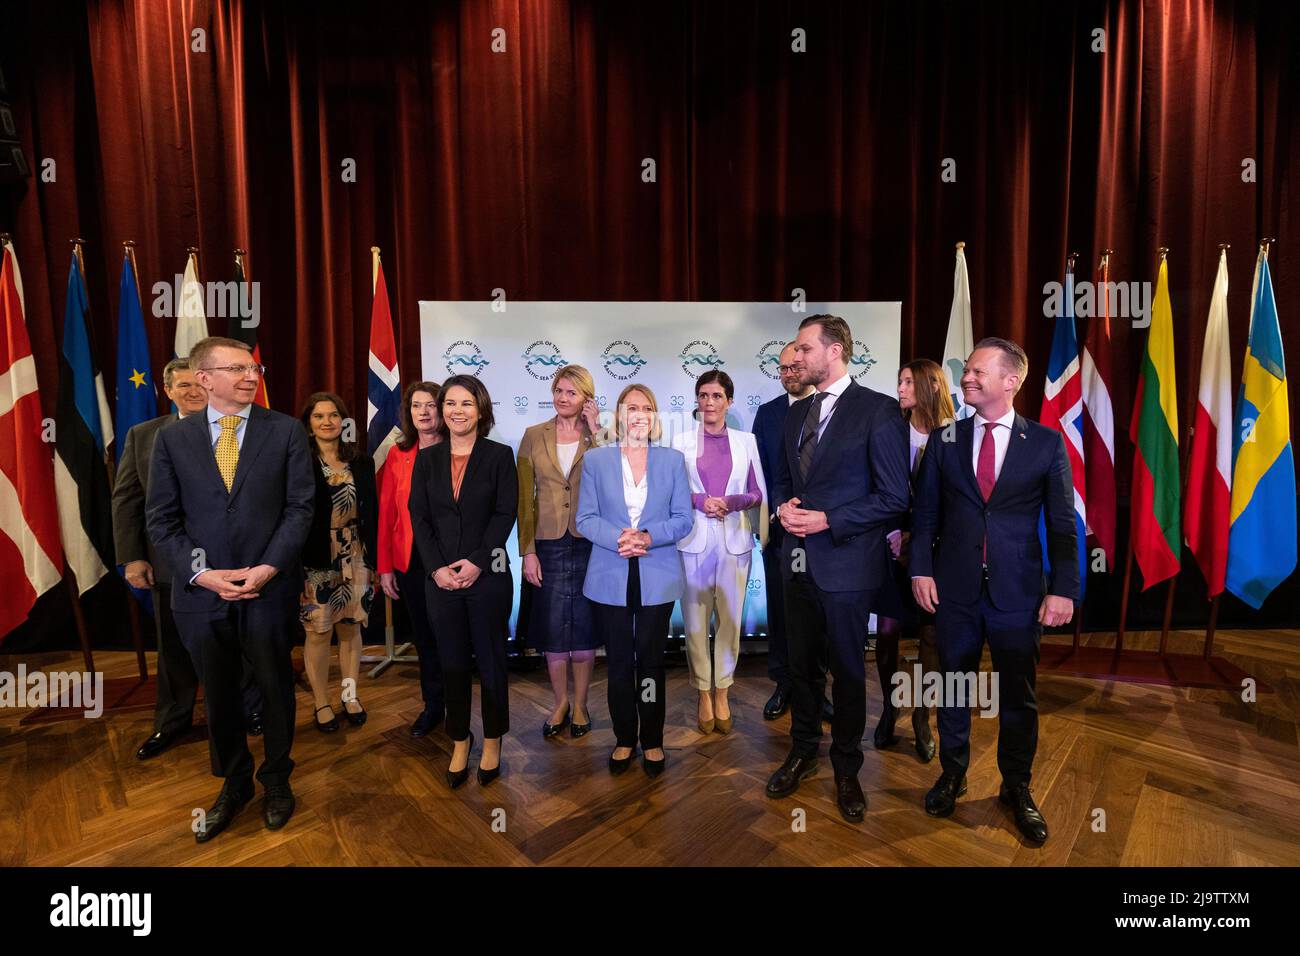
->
[517, 364, 605, 739]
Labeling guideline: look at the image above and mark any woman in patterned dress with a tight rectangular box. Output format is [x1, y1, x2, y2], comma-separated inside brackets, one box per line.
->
[298, 392, 378, 732]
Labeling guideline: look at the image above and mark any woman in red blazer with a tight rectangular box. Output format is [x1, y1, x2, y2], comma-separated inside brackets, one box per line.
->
[377, 380, 445, 737]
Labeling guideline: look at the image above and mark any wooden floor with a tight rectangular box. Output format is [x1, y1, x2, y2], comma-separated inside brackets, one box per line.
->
[3, 627, 1299, 867]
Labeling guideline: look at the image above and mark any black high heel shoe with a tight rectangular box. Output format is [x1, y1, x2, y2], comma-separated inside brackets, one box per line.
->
[446, 732, 474, 789]
[912, 707, 936, 762]
[873, 704, 899, 748]
[341, 698, 368, 726]
[477, 741, 502, 786]
[570, 705, 591, 738]
[642, 750, 666, 778]
[314, 705, 339, 733]
[542, 704, 570, 739]
[608, 745, 637, 775]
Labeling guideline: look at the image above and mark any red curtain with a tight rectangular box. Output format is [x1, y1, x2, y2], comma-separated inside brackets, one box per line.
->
[2, 0, 1296, 646]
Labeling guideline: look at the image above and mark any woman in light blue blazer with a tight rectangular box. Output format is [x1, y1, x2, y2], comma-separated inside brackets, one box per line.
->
[576, 383, 693, 778]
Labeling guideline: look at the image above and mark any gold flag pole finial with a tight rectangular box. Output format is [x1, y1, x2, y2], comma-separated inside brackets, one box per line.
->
[955, 240, 965, 251]
[370, 245, 381, 295]
[1158, 246, 1169, 260]
[1260, 237, 1275, 259]
[1067, 251, 1079, 271]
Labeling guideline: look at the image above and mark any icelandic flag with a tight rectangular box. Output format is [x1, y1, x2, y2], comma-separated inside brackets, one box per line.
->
[366, 258, 402, 479]
[1038, 264, 1089, 601]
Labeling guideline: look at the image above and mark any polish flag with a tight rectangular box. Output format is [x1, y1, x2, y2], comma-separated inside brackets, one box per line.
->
[0, 238, 63, 640]
[1184, 249, 1233, 596]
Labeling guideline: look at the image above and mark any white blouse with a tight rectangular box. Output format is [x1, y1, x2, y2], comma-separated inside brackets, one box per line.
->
[556, 439, 579, 478]
[620, 451, 649, 529]
[909, 424, 929, 472]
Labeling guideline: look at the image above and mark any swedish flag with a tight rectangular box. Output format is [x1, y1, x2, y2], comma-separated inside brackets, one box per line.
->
[1226, 249, 1296, 609]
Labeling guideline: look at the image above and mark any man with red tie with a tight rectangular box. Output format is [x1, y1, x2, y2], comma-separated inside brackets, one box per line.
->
[909, 337, 1078, 845]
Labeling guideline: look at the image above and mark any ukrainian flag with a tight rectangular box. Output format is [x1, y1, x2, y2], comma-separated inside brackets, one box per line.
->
[1226, 249, 1296, 609]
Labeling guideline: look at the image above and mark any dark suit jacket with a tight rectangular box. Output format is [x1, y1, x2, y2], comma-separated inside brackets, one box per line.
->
[145, 405, 316, 616]
[407, 437, 518, 579]
[111, 412, 179, 583]
[772, 379, 910, 592]
[910, 413, 1080, 610]
[302, 451, 378, 570]
[752, 393, 792, 547]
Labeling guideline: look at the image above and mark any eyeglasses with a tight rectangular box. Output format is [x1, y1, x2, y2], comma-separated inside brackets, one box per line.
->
[201, 364, 266, 376]
[778, 365, 798, 374]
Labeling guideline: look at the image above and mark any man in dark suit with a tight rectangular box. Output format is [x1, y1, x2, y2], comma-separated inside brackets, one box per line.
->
[113, 357, 264, 760]
[147, 336, 314, 841]
[910, 337, 1078, 844]
[764, 315, 910, 823]
[751, 342, 833, 722]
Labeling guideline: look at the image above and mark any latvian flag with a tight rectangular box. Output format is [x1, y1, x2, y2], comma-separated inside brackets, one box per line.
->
[366, 255, 401, 478]
[1038, 262, 1089, 599]
[0, 238, 63, 640]
[55, 251, 115, 594]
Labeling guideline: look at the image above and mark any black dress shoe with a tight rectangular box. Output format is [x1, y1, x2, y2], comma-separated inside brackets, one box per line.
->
[195, 780, 254, 843]
[136, 729, 184, 760]
[912, 709, 935, 762]
[763, 685, 791, 720]
[446, 732, 474, 789]
[821, 696, 834, 724]
[341, 699, 368, 726]
[410, 708, 443, 737]
[542, 704, 570, 739]
[642, 752, 666, 778]
[570, 707, 591, 738]
[765, 751, 819, 798]
[608, 746, 637, 775]
[314, 705, 339, 733]
[246, 712, 264, 737]
[873, 704, 899, 748]
[263, 784, 296, 831]
[999, 782, 1049, 844]
[835, 774, 867, 823]
[923, 772, 968, 817]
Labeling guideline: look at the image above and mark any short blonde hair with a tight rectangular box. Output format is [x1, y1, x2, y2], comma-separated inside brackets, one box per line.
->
[552, 364, 595, 403]
[615, 383, 662, 443]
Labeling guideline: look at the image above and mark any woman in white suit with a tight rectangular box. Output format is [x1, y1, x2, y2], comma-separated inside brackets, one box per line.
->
[672, 370, 767, 735]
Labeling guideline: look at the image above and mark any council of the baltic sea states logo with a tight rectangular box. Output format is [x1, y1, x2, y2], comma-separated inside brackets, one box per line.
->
[678, 340, 725, 378]
[849, 340, 878, 381]
[444, 340, 490, 377]
[755, 340, 788, 380]
[602, 340, 647, 381]
[522, 340, 567, 381]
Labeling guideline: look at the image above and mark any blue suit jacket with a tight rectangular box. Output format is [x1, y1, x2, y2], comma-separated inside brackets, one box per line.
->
[576, 444, 694, 607]
[772, 379, 910, 592]
[910, 413, 1080, 610]
[145, 405, 315, 616]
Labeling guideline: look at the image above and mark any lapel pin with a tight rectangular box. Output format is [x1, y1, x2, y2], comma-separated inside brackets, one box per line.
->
[1019, 432, 1027, 439]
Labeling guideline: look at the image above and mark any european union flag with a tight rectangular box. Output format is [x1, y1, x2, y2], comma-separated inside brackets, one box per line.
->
[115, 250, 155, 438]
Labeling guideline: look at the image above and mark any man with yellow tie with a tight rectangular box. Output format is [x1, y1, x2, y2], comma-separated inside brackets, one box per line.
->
[147, 336, 315, 843]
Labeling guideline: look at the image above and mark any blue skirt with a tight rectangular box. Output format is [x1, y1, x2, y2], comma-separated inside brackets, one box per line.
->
[530, 533, 601, 652]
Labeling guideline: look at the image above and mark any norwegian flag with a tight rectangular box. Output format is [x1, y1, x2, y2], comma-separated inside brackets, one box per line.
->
[0, 238, 63, 640]
[366, 254, 402, 478]
[1039, 263, 1089, 598]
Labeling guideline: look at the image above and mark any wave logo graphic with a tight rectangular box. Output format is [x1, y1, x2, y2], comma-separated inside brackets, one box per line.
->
[602, 340, 646, 381]
[679, 340, 724, 378]
[755, 340, 788, 380]
[849, 340, 878, 381]
[522, 340, 568, 381]
[443, 340, 490, 377]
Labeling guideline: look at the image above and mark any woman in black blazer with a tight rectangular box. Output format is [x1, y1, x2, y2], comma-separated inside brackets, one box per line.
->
[408, 375, 518, 788]
[298, 392, 378, 732]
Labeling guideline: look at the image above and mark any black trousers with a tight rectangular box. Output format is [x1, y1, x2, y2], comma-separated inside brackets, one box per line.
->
[175, 602, 297, 787]
[151, 582, 262, 735]
[426, 569, 512, 741]
[397, 552, 445, 715]
[761, 537, 790, 687]
[784, 570, 871, 777]
[594, 557, 673, 750]
[935, 582, 1041, 787]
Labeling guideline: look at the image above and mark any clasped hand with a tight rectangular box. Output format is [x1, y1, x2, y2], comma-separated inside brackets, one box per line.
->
[777, 497, 829, 536]
[433, 559, 482, 590]
[196, 564, 278, 601]
[703, 496, 730, 519]
[617, 528, 651, 558]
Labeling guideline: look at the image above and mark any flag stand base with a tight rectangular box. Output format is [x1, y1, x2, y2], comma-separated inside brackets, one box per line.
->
[1039, 639, 1264, 691]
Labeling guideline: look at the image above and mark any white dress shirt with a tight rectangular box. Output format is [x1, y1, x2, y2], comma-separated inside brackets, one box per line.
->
[798, 372, 852, 443]
[207, 403, 251, 450]
[621, 450, 649, 529]
[972, 408, 1016, 482]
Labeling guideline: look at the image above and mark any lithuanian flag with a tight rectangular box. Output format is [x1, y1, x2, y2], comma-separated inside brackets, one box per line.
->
[1129, 256, 1181, 588]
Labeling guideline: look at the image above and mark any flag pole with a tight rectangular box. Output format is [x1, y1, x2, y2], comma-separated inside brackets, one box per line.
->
[66, 238, 96, 676]
[370, 245, 396, 661]
[1065, 250, 1082, 649]
[121, 239, 150, 682]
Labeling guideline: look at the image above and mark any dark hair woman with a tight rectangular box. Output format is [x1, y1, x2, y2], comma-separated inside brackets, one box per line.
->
[298, 391, 378, 732]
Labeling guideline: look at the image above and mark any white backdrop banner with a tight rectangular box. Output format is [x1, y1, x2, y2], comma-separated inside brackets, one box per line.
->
[418, 300, 902, 637]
